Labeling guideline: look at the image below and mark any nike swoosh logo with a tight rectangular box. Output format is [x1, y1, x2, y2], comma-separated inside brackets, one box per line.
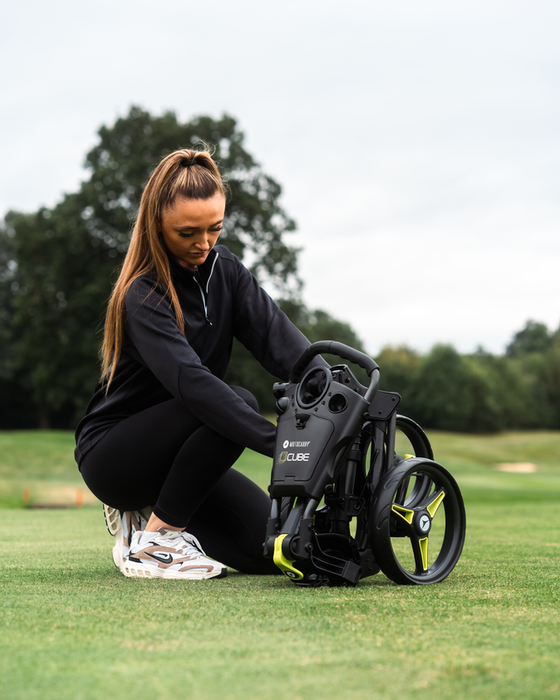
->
[149, 551, 174, 564]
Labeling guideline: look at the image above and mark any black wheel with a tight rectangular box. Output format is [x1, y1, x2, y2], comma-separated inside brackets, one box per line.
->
[395, 415, 434, 460]
[393, 415, 435, 507]
[369, 459, 466, 584]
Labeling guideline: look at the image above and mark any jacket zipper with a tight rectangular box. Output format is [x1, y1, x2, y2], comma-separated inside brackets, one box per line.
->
[193, 251, 219, 325]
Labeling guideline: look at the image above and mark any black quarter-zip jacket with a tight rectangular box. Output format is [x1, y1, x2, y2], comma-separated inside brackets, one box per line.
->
[75, 245, 319, 465]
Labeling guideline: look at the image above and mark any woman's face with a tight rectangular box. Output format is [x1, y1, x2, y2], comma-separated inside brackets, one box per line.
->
[160, 193, 226, 269]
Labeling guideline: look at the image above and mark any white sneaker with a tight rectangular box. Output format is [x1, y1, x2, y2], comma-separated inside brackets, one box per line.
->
[103, 504, 152, 570]
[122, 529, 227, 580]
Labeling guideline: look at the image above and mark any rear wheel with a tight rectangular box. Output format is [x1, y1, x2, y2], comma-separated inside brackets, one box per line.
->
[369, 459, 466, 584]
[393, 415, 434, 506]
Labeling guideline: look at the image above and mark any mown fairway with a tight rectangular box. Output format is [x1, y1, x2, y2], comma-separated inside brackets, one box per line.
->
[1, 430, 559, 700]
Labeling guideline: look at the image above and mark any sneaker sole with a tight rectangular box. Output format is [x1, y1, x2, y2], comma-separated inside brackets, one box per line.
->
[112, 544, 124, 570]
[121, 560, 227, 580]
[103, 504, 122, 536]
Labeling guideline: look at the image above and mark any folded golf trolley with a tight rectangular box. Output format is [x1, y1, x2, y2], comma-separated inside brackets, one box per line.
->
[263, 341, 466, 587]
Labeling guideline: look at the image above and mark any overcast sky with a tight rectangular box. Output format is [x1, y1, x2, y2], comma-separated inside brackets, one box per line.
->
[1, 0, 559, 356]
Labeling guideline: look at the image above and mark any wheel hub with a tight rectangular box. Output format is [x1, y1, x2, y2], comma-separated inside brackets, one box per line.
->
[415, 511, 432, 536]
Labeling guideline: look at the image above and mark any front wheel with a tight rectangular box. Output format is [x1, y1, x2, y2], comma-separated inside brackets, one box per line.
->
[369, 459, 466, 584]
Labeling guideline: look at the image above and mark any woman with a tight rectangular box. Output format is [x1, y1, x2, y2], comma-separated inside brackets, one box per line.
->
[75, 147, 321, 580]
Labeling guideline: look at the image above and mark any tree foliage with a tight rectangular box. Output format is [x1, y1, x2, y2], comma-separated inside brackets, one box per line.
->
[407, 346, 504, 433]
[506, 320, 553, 357]
[376, 323, 560, 433]
[0, 197, 120, 427]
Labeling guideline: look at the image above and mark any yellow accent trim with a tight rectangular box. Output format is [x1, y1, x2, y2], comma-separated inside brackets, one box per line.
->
[273, 534, 304, 581]
[427, 490, 445, 518]
[392, 504, 415, 525]
[403, 454, 415, 460]
[419, 537, 429, 570]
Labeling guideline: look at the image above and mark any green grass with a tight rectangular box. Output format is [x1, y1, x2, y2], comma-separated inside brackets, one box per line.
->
[1, 429, 559, 699]
[398, 430, 560, 504]
[0, 431, 87, 508]
[2, 428, 559, 508]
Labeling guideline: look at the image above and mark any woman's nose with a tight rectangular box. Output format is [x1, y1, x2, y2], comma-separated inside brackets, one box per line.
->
[197, 234, 210, 250]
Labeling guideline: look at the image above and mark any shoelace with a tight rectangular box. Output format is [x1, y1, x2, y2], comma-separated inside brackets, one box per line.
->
[180, 531, 207, 557]
[158, 530, 206, 559]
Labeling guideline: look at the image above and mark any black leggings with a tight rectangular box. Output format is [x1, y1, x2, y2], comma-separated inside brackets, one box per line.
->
[80, 389, 278, 575]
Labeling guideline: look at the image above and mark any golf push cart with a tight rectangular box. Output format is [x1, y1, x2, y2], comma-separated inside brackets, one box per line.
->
[263, 341, 466, 587]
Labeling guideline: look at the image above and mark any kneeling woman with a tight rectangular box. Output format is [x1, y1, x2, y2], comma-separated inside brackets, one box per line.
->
[75, 148, 321, 580]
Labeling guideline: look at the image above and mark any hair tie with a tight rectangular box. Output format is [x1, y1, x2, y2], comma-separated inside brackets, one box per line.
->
[180, 158, 198, 167]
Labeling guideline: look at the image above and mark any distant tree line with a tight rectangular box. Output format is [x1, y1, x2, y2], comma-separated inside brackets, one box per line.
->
[377, 320, 560, 432]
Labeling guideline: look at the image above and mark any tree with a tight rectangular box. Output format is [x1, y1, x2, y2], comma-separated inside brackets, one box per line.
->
[506, 320, 552, 357]
[503, 320, 560, 428]
[0, 227, 36, 427]
[0, 198, 119, 427]
[542, 336, 560, 428]
[375, 346, 421, 418]
[410, 345, 503, 433]
[0, 107, 304, 427]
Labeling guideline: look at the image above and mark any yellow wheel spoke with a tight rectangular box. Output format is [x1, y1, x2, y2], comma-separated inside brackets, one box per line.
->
[392, 504, 415, 524]
[419, 537, 429, 571]
[426, 488, 445, 518]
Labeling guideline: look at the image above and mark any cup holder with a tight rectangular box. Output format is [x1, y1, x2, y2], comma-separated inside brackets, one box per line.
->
[328, 393, 347, 413]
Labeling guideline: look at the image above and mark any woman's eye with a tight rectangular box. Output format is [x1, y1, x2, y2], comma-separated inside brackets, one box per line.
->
[177, 226, 221, 238]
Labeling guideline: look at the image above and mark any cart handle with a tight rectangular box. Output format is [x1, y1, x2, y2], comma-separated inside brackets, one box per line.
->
[290, 341, 380, 402]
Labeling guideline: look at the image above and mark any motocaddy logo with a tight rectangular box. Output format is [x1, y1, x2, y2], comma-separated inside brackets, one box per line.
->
[278, 440, 311, 464]
[419, 515, 431, 532]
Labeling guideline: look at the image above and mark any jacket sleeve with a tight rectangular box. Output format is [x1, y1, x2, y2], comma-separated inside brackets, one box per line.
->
[231, 262, 327, 379]
[124, 278, 276, 457]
